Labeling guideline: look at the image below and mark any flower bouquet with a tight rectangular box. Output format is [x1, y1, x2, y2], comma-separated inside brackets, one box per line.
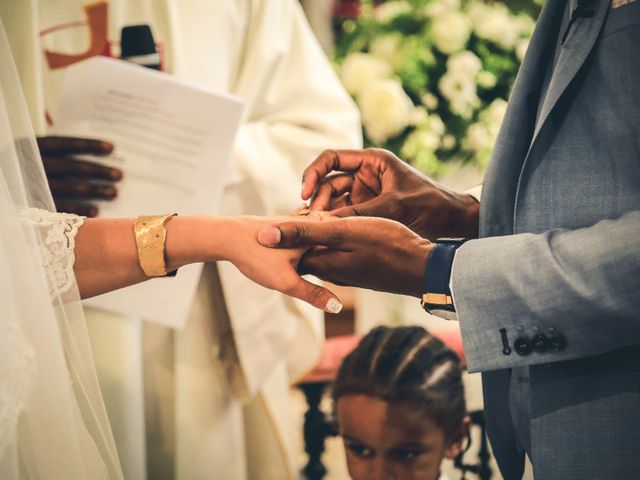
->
[334, 0, 542, 176]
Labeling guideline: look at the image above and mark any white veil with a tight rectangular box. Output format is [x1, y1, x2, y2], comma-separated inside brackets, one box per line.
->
[0, 19, 123, 479]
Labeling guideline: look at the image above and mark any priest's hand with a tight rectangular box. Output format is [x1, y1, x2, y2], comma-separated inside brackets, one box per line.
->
[258, 216, 433, 298]
[302, 148, 479, 241]
[38, 136, 122, 217]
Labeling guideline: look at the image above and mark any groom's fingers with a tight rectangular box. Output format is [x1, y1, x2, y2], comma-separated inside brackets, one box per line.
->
[301, 150, 366, 200]
[258, 220, 350, 250]
[330, 199, 377, 218]
[299, 247, 347, 278]
[284, 275, 343, 314]
[309, 173, 354, 211]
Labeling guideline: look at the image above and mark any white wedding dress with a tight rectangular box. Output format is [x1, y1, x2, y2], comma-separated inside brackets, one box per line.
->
[1, 1, 362, 478]
[0, 20, 124, 479]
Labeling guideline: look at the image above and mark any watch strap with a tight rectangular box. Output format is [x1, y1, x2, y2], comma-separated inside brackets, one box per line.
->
[421, 238, 465, 314]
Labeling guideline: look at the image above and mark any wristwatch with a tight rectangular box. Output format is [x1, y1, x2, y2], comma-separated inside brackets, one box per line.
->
[421, 238, 466, 315]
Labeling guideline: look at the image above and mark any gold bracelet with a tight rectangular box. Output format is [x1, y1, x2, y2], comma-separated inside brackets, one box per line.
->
[134, 214, 177, 277]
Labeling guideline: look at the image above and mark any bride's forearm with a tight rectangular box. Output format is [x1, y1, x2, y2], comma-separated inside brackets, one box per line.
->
[72, 214, 341, 313]
[73, 215, 232, 298]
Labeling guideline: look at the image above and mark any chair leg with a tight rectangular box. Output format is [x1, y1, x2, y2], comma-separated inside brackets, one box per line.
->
[471, 410, 492, 480]
[455, 410, 493, 480]
[301, 382, 330, 480]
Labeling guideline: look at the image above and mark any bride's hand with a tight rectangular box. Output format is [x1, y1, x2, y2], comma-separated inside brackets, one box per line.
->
[218, 215, 343, 314]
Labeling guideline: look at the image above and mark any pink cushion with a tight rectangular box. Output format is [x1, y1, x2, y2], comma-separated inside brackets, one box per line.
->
[299, 335, 361, 383]
[432, 328, 466, 368]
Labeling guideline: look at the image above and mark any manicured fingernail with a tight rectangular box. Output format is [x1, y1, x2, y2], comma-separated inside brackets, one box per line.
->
[325, 298, 343, 314]
[258, 226, 281, 246]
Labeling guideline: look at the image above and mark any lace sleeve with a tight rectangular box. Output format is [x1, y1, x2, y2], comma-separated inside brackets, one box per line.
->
[21, 208, 85, 297]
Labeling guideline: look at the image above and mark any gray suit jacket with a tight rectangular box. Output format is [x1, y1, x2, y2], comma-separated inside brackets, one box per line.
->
[451, 0, 640, 478]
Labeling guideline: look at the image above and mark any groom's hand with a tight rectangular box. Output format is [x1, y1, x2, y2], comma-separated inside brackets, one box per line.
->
[258, 217, 433, 298]
[302, 148, 479, 241]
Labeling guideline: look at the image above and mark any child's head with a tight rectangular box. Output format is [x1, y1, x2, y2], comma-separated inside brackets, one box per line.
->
[332, 326, 468, 480]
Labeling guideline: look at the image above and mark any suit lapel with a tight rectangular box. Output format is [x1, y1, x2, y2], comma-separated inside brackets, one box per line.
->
[479, 0, 564, 237]
[530, 0, 611, 145]
[509, 0, 611, 232]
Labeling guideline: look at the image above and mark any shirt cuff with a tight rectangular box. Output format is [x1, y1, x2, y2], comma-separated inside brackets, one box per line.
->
[444, 251, 460, 321]
[465, 184, 482, 203]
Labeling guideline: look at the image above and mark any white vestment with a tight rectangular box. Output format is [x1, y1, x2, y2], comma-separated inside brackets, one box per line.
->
[1, 1, 362, 478]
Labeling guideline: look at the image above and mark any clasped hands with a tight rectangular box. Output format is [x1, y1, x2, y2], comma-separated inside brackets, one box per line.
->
[38, 137, 480, 313]
[256, 148, 480, 310]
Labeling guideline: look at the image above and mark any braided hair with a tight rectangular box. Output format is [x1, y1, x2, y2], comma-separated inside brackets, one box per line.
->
[332, 325, 466, 441]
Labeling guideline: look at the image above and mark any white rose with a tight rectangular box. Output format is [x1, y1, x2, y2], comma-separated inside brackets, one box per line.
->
[441, 134, 456, 151]
[438, 73, 460, 101]
[464, 98, 509, 166]
[427, 114, 446, 137]
[498, 24, 522, 51]
[439, 73, 479, 118]
[424, 0, 461, 18]
[374, 1, 412, 22]
[447, 51, 482, 76]
[401, 128, 442, 169]
[466, 0, 491, 26]
[465, 123, 491, 151]
[449, 96, 478, 119]
[516, 39, 529, 62]
[421, 131, 441, 151]
[358, 79, 414, 144]
[476, 70, 497, 89]
[465, 120, 497, 168]
[406, 128, 441, 153]
[370, 33, 404, 69]
[480, 98, 508, 134]
[421, 92, 439, 110]
[515, 13, 536, 37]
[340, 53, 392, 96]
[471, 3, 519, 50]
[410, 106, 429, 126]
[430, 10, 472, 54]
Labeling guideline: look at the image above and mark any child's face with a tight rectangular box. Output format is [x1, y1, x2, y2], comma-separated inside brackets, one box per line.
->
[337, 394, 462, 480]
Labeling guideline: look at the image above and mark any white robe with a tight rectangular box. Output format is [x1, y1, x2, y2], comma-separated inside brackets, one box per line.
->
[1, 1, 362, 478]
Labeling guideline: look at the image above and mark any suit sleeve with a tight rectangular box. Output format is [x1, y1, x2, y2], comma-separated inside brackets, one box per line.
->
[452, 210, 640, 373]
